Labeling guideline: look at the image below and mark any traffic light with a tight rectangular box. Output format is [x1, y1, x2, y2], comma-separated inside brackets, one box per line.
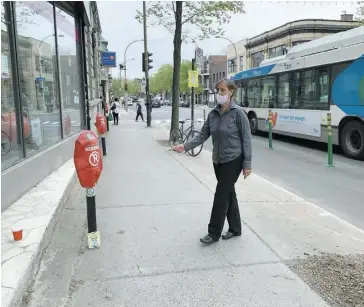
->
[142, 52, 153, 72]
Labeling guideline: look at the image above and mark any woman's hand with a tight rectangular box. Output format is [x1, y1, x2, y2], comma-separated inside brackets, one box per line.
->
[172, 144, 184, 153]
[242, 169, 251, 179]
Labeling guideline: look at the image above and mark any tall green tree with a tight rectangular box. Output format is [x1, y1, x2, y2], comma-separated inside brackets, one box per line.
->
[111, 79, 141, 97]
[136, 1, 245, 132]
[356, 1, 364, 24]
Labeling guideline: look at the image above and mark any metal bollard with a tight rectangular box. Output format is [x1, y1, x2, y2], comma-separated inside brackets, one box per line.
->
[203, 108, 206, 123]
[106, 114, 109, 132]
[326, 113, 334, 167]
[86, 187, 100, 248]
[101, 134, 107, 156]
[268, 110, 273, 150]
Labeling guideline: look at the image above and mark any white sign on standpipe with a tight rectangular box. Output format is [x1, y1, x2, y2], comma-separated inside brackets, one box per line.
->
[262, 109, 322, 137]
[195, 47, 203, 70]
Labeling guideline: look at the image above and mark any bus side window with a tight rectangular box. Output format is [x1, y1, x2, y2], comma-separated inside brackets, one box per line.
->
[247, 79, 261, 108]
[291, 72, 301, 109]
[260, 77, 276, 108]
[317, 68, 329, 110]
[278, 73, 291, 109]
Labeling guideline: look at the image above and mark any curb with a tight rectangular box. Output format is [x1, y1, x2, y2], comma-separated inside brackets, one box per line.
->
[1, 159, 76, 307]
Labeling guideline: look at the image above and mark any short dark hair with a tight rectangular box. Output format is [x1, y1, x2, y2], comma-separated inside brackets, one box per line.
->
[114, 97, 119, 102]
[215, 78, 237, 97]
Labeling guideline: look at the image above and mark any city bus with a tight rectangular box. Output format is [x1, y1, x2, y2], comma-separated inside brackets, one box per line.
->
[233, 26, 364, 160]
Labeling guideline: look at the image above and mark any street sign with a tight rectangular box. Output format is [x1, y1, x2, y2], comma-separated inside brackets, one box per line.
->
[188, 70, 198, 88]
[35, 77, 45, 81]
[101, 51, 116, 67]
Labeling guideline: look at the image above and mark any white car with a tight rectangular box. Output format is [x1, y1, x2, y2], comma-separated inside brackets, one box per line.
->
[127, 99, 133, 106]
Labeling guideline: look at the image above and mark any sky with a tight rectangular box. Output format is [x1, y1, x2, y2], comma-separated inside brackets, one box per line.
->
[97, 0, 358, 79]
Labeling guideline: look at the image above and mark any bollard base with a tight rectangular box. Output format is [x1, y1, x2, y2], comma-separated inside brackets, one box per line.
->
[326, 164, 334, 168]
[87, 231, 101, 249]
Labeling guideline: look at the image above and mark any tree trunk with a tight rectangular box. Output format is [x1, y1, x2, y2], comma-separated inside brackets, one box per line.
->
[170, 1, 183, 133]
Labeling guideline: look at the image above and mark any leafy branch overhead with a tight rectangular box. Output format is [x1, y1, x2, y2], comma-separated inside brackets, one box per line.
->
[136, 1, 245, 42]
[356, 1, 364, 24]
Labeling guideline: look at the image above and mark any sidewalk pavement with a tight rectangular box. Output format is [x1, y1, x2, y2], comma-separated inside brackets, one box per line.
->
[12, 110, 364, 307]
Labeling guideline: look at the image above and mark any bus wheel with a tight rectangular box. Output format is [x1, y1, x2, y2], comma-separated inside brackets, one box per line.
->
[340, 120, 364, 160]
[249, 113, 258, 135]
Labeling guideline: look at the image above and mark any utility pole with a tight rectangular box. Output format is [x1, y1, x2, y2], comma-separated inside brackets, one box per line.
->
[143, 1, 151, 127]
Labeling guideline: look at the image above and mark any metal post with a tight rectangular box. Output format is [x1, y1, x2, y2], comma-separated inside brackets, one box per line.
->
[143, 2, 152, 127]
[327, 113, 334, 167]
[191, 58, 196, 129]
[268, 110, 273, 150]
[106, 114, 109, 132]
[203, 108, 206, 123]
[101, 134, 107, 156]
[86, 187, 100, 249]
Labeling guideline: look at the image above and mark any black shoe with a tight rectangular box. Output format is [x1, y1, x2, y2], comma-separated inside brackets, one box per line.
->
[222, 231, 241, 240]
[200, 234, 219, 245]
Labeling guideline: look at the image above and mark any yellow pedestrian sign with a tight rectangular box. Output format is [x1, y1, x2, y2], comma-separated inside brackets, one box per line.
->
[188, 70, 198, 88]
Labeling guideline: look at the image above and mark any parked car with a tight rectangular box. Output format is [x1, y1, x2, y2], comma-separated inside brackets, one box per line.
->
[165, 99, 171, 106]
[152, 99, 161, 108]
[132, 97, 138, 102]
[127, 99, 133, 106]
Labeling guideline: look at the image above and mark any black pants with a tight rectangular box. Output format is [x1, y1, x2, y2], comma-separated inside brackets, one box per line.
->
[112, 112, 119, 125]
[208, 155, 243, 240]
[136, 111, 144, 121]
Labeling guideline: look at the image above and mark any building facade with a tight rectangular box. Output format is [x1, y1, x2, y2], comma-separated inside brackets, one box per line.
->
[226, 14, 359, 78]
[208, 55, 227, 89]
[1, 1, 106, 211]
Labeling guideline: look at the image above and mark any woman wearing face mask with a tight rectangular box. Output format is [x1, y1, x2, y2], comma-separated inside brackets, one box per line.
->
[173, 79, 252, 245]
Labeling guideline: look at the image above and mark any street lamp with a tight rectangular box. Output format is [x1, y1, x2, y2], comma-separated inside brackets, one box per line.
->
[123, 39, 143, 91]
[217, 36, 238, 74]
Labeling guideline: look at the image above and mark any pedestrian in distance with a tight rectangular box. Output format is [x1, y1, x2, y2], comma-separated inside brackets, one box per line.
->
[173, 79, 252, 245]
[110, 97, 120, 125]
[135, 101, 145, 122]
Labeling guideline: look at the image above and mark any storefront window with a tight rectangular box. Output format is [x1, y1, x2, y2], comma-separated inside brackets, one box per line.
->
[55, 8, 81, 137]
[15, 1, 61, 156]
[1, 2, 24, 169]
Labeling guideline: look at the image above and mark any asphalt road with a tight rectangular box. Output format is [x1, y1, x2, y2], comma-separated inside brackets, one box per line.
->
[148, 105, 364, 231]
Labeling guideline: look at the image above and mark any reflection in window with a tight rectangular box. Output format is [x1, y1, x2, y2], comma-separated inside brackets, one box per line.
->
[15, 1, 61, 156]
[239, 56, 244, 71]
[268, 45, 287, 58]
[301, 70, 316, 108]
[300, 68, 329, 110]
[55, 8, 81, 137]
[1, 2, 24, 169]
[260, 77, 276, 108]
[251, 51, 264, 68]
[247, 79, 261, 108]
[318, 69, 329, 104]
[277, 73, 291, 108]
[228, 59, 236, 73]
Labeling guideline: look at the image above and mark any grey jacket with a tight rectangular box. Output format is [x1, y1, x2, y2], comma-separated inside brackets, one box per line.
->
[184, 101, 252, 169]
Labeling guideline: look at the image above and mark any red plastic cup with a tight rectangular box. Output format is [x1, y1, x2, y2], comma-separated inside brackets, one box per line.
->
[12, 227, 23, 241]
